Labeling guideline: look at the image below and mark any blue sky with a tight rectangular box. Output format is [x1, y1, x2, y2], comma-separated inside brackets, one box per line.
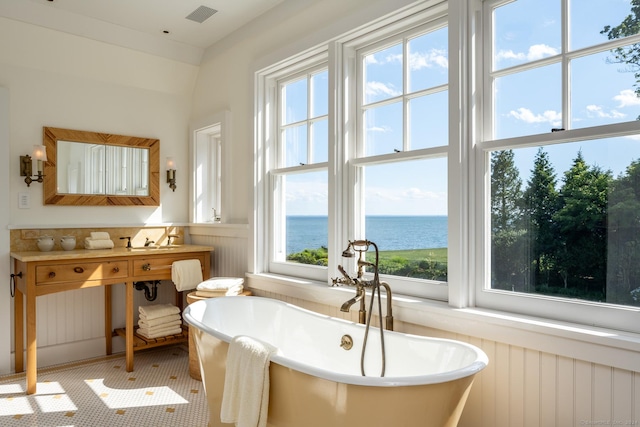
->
[285, 0, 640, 216]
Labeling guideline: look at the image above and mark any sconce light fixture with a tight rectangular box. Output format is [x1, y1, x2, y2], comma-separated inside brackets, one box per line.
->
[20, 145, 48, 187]
[166, 157, 177, 192]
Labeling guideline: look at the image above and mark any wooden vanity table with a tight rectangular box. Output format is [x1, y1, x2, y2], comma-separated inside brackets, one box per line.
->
[11, 244, 213, 394]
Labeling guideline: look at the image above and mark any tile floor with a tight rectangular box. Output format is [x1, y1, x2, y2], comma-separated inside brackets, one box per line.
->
[0, 345, 208, 426]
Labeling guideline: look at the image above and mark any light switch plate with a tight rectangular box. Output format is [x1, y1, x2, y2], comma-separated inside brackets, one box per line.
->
[18, 192, 30, 209]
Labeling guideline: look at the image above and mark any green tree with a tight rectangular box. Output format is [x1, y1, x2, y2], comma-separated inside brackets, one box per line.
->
[522, 148, 558, 290]
[601, 0, 640, 118]
[553, 152, 612, 296]
[607, 159, 640, 305]
[491, 150, 526, 288]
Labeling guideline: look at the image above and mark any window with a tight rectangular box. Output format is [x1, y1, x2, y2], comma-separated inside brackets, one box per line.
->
[257, 5, 449, 297]
[349, 19, 449, 297]
[480, 0, 640, 331]
[192, 111, 229, 223]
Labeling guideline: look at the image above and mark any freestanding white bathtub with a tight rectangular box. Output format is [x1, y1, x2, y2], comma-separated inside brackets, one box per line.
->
[183, 296, 488, 427]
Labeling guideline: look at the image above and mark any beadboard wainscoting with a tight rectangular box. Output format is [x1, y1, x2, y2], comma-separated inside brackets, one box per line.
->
[188, 224, 249, 279]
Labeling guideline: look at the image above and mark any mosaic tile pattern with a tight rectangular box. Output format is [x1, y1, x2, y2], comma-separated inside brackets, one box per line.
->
[0, 345, 208, 426]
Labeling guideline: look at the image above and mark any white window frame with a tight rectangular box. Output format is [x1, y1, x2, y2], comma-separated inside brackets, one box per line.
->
[474, 0, 640, 333]
[190, 110, 230, 223]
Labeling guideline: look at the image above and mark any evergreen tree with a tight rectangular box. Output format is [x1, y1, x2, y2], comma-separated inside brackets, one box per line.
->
[491, 150, 526, 289]
[523, 148, 558, 290]
[553, 152, 612, 296]
[607, 159, 640, 305]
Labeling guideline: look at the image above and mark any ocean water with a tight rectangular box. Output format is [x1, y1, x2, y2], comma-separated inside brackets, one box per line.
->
[286, 215, 448, 254]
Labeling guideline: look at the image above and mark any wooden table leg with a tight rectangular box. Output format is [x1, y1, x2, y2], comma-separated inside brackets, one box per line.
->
[125, 281, 134, 372]
[105, 286, 112, 355]
[14, 287, 23, 373]
[26, 288, 36, 394]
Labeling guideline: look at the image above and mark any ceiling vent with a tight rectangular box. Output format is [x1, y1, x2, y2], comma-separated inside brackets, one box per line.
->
[185, 5, 218, 23]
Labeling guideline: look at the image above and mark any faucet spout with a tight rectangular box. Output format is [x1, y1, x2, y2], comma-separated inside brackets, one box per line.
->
[340, 289, 364, 312]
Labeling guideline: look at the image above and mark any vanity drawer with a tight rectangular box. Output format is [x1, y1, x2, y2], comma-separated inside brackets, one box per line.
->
[36, 260, 129, 285]
[132, 254, 206, 279]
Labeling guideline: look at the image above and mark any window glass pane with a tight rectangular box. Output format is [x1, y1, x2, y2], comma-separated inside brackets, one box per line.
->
[282, 78, 307, 125]
[362, 158, 447, 281]
[570, 0, 639, 51]
[494, 63, 561, 139]
[409, 90, 448, 150]
[363, 101, 402, 156]
[311, 119, 328, 163]
[490, 135, 640, 307]
[408, 27, 448, 93]
[283, 124, 307, 167]
[493, 0, 560, 71]
[311, 70, 328, 118]
[572, 48, 640, 129]
[284, 171, 328, 265]
[364, 43, 403, 105]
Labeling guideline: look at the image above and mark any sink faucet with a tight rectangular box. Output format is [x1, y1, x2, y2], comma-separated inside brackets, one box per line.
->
[120, 236, 132, 249]
[144, 237, 155, 247]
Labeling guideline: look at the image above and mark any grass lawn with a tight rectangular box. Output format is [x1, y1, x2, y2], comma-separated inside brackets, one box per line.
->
[378, 247, 448, 264]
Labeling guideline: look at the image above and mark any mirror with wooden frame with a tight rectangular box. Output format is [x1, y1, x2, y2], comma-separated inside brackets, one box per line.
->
[43, 127, 160, 206]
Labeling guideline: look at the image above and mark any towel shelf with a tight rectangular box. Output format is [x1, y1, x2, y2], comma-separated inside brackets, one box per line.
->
[11, 245, 213, 395]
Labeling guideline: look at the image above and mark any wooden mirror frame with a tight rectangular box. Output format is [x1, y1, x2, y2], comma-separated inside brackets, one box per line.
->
[43, 127, 160, 206]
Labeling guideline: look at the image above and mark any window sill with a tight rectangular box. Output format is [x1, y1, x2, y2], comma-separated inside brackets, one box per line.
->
[246, 273, 640, 372]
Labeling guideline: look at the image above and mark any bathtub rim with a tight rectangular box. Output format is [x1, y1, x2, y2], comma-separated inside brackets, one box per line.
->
[183, 296, 489, 387]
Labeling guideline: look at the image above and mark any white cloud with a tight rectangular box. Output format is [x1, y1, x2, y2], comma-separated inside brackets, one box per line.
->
[365, 81, 401, 98]
[508, 107, 562, 125]
[613, 89, 640, 108]
[409, 49, 448, 70]
[366, 125, 391, 133]
[496, 44, 559, 62]
[586, 104, 626, 119]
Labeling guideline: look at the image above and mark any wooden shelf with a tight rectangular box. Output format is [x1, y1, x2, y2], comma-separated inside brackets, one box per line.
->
[114, 325, 188, 351]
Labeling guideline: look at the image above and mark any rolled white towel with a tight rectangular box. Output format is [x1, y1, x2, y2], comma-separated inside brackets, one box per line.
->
[90, 231, 111, 240]
[138, 318, 182, 331]
[84, 238, 114, 249]
[138, 303, 180, 320]
[137, 313, 181, 328]
[137, 326, 183, 339]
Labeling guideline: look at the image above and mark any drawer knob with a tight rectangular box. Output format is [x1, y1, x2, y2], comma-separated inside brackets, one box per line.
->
[142, 263, 151, 271]
[113, 267, 120, 273]
[73, 267, 84, 274]
[49, 272, 56, 278]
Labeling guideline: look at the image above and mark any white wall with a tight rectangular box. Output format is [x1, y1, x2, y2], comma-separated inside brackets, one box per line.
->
[0, 17, 198, 372]
[0, 16, 199, 226]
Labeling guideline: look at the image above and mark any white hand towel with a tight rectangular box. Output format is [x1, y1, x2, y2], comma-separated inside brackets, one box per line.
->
[138, 318, 182, 331]
[84, 238, 115, 249]
[220, 335, 277, 427]
[136, 326, 183, 339]
[171, 259, 203, 292]
[90, 231, 111, 240]
[138, 303, 181, 320]
[137, 313, 181, 327]
[196, 277, 244, 296]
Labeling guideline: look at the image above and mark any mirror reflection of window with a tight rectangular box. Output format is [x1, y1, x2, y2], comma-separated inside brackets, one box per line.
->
[56, 140, 149, 196]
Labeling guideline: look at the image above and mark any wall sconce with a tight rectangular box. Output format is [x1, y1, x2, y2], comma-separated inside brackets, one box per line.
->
[20, 145, 48, 187]
[166, 157, 177, 192]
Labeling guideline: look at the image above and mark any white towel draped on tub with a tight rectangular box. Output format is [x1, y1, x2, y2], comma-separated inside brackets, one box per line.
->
[84, 238, 114, 249]
[220, 335, 277, 427]
[171, 259, 203, 292]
